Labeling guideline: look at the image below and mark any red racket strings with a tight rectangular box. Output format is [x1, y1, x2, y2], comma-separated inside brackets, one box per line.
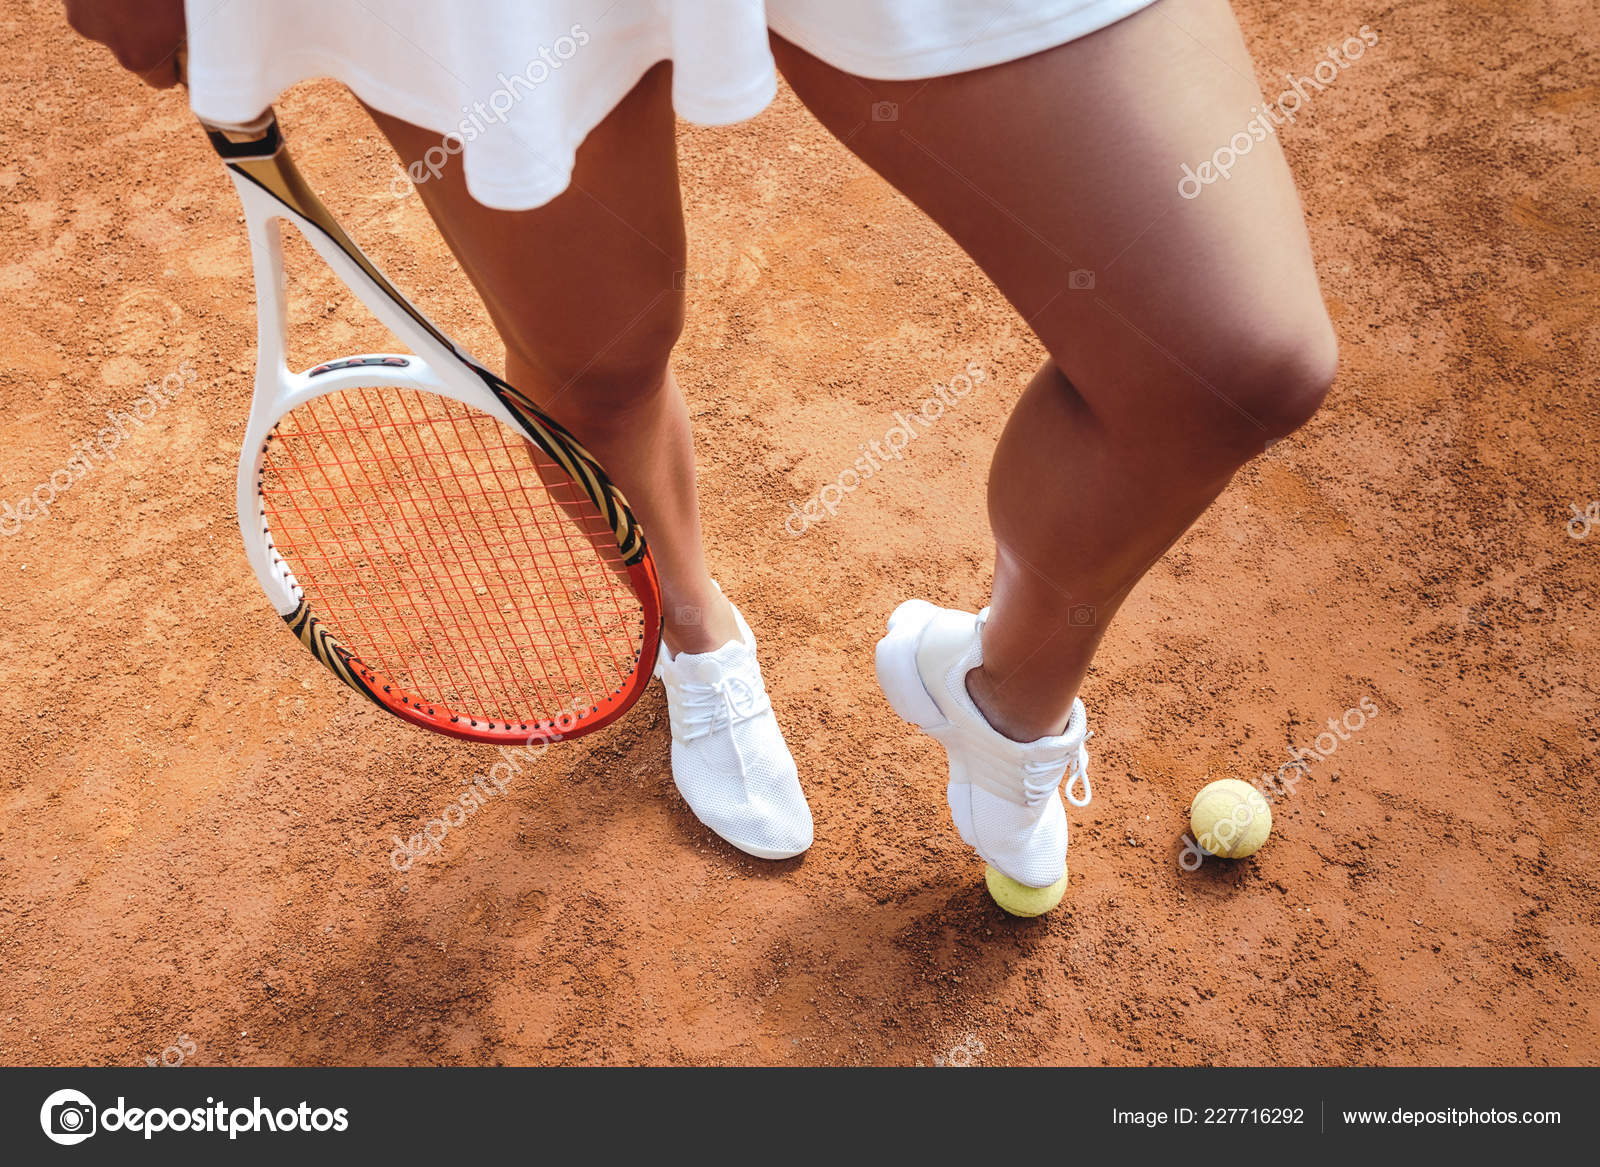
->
[258, 385, 643, 726]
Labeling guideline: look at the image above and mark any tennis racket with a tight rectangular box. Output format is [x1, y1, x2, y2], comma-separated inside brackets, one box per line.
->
[200, 109, 661, 744]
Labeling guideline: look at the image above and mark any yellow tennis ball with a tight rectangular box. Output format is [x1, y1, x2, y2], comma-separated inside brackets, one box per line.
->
[984, 865, 1068, 917]
[1190, 779, 1272, 858]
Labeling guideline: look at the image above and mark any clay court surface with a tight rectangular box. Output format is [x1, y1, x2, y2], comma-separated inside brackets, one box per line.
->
[2, 0, 1596, 1066]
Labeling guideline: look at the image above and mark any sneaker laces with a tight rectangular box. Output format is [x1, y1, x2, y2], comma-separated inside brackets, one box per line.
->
[674, 670, 770, 743]
[1020, 730, 1093, 808]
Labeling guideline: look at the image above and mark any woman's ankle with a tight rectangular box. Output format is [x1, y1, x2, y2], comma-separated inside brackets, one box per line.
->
[661, 583, 740, 655]
[965, 664, 1074, 743]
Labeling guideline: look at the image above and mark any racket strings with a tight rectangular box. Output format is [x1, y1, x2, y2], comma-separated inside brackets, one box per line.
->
[265, 403, 465, 704]
[320, 387, 621, 707]
[269, 399, 531, 714]
[273, 387, 625, 716]
[349, 388, 575, 707]
[416, 390, 633, 688]
[259, 384, 643, 725]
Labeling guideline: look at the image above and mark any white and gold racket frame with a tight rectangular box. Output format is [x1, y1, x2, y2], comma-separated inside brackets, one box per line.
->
[207, 112, 661, 742]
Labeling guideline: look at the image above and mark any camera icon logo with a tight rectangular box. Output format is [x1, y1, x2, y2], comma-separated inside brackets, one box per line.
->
[1069, 603, 1097, 626]
[40, 1089, 97, 1146]
[1068, 269, 1095, 290]
[871, 101, 899, 122]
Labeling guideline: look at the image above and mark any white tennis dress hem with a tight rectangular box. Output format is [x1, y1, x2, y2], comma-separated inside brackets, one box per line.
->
[767, 0, 1154, 81]
[185, 1, 1158, 211]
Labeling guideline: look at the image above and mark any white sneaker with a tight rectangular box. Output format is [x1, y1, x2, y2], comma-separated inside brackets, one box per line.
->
[654, 599, 813, 860]
[874, 599, 1091, 888]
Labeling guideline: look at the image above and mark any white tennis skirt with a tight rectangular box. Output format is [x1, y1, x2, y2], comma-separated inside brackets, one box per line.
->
[186, 0, 1157, 210]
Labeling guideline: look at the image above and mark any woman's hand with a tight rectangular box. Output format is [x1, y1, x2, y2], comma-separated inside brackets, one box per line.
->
[63, 0, 187, 88]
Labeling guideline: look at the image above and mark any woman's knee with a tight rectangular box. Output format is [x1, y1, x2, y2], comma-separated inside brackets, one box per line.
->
[502, 284, 684, 417]
[1090, 304, 1338, 466]
[1226, 312, 1339, 444]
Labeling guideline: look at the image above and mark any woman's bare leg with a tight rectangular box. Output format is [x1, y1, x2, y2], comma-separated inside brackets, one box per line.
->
[366, 63, 736, 655]
[773, 0, 1337, 740]
[367, 63, 814, 859]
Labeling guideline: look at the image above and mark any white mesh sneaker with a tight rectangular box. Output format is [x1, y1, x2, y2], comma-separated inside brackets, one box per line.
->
[654, 600, 813, 860]
[874, 599, 1091, 890]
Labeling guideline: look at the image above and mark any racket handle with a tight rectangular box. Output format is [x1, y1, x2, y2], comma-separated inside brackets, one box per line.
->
[198, 109, 283, 157]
